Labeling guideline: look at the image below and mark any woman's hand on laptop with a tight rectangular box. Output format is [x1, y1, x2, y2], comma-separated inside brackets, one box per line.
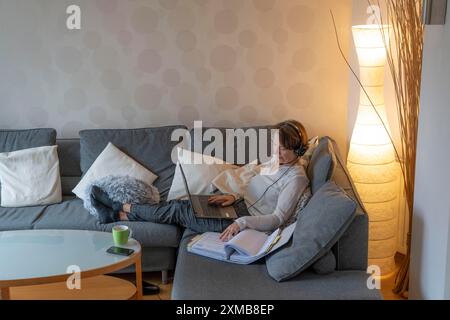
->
[220, 222, 240, 242]
[208, 195, 235, 207]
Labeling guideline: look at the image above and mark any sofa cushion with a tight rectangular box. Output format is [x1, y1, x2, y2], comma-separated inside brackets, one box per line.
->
[0, 205, 47, 231]
[57, 139, 81, 176]
[307, 137, 336, 194]
[79, 126, 186, 200]
[171, 229, 381, 300]
[0, 146, 62, 207]
[311, 250, 336, 274]
[61, 176, 81, 197]
[32, 199, 101, 231]
[57, 139, 82, 196]
[0, 128, 57, 204]
[0, 128, 56, 153]
[33, 198, 181, 248]
[328, 138, 369, 270]
[265, 181, 357, 282]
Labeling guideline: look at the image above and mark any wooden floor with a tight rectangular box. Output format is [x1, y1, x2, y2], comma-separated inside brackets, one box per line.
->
[379, 253, 407, 300]
[114, 254, 407, 300]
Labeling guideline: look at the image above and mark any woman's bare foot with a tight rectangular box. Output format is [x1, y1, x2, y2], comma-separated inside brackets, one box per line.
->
[119, 211, 129, 221]
[123, 203, 132, 213]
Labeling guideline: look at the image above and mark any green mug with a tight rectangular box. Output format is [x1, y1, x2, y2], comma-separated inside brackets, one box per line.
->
[112, 225, 133, 245]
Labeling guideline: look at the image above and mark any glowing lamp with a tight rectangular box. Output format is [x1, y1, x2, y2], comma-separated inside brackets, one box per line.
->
[347, 25, 399, 275]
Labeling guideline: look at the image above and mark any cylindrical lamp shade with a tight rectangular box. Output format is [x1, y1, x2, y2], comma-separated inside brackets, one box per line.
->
[347, 25, 399, 275]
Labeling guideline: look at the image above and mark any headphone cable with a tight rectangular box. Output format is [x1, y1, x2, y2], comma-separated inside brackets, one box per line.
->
[245, 158, 298, 213]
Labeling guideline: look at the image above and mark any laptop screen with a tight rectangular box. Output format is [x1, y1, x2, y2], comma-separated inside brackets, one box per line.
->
[178, 163, 193, 204]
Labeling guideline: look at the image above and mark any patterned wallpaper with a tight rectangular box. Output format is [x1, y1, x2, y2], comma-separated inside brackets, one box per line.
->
[0, 0, 351, 151]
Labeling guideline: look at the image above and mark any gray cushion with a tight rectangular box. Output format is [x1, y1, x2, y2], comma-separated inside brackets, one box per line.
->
[172, 229, 381, 300]
[0, 128, 56, 153]
[32, 199, 101, 231]
[189, 126, 274, 165]
[57, 139, 81, 196]
[57, 139, 81, 177]
[266, 181, 357, 282]
[333, 213, 368, 270]
[0, 205, 47, 230]
[0, 128, 57, 205]
[328, 138, 368, 270]
[312, 250, 336, 274]
[79, 126, 186, 200]
[33, 198, 182, 248]
[307, 137, 336, 194]
[60, 176, 81, 196]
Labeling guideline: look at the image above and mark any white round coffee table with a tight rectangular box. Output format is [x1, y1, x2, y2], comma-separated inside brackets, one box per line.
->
[0, 230, 143, 300]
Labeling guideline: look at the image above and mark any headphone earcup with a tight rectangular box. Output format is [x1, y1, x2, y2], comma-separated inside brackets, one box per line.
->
[296, 144, 307, 156]
[284, 121, 305, 157]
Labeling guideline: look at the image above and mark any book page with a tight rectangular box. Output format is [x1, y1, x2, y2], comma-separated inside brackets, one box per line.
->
[189, 223, 297, 264]
[191, 232, 227, 259]
[226, 229, 269, 257]
[256, 228, 280, 256]
[257, 222, 298, 256]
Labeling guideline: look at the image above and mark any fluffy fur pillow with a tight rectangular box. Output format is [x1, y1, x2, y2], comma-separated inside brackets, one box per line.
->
[83, 175, 160, 216]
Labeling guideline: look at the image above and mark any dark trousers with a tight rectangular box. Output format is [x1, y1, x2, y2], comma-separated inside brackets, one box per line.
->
[129, 200, 234, 233]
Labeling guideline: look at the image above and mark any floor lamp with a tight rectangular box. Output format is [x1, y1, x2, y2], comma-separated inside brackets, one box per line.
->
[347, 24, 399, 275]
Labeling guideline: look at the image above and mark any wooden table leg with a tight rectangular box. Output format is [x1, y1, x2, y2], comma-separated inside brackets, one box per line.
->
[0, 287, 10, 300]
[135, 254, 143, 300]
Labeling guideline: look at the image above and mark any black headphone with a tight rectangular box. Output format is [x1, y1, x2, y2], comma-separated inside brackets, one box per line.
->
[281, 121, 307, 157]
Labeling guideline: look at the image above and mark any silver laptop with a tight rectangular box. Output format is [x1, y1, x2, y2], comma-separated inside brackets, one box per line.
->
[179, 164, 238, 219]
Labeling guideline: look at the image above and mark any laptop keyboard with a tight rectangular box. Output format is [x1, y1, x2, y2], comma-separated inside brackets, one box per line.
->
[192, 197, 223, 218]
[199, 197, 224, 217]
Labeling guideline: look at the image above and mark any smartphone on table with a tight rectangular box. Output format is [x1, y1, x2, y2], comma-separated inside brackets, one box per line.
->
[106, 246, 135, 256]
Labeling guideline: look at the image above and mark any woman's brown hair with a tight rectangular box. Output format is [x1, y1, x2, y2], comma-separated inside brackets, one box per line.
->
[276, 120, 309, 155]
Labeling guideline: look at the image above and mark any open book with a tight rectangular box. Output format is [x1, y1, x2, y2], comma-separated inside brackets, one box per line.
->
[187, 222, 296, 264]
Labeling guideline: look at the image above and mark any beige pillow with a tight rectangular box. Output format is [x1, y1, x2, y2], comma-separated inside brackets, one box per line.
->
[167, 148, 237, 201]
[0, 146, 62, 207]
[212, 161, 259, 199]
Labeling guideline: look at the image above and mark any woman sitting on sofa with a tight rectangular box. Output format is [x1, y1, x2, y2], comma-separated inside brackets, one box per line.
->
[91, 120, 310, 241]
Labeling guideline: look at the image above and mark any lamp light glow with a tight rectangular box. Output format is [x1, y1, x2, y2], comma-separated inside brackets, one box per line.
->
[347, 24, 400, 275]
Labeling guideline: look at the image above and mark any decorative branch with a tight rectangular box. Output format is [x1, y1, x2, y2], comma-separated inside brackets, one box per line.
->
[375, 0, 423, 297]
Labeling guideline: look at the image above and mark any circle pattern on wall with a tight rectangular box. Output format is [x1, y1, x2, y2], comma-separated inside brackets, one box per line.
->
[210, 45, 237, 72]
[0, 0, 349, 143]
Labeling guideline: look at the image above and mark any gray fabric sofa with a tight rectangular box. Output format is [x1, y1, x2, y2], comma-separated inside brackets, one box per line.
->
[0, 127, 381, 299]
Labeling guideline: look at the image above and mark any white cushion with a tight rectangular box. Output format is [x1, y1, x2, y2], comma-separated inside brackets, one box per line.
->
[167, 148, 237, 201]
[0, 146, 62, 207]
[73, 142, 158, 201]
[212, 161, 259, 198]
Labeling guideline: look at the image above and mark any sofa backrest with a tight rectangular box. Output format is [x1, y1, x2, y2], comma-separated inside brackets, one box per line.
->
[78, 126, 186, 199]
[57, 125, 187, 200]
[57, 139, 81, 197]
[307, 137, 337, 194]
[189, 126, 274, 165]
